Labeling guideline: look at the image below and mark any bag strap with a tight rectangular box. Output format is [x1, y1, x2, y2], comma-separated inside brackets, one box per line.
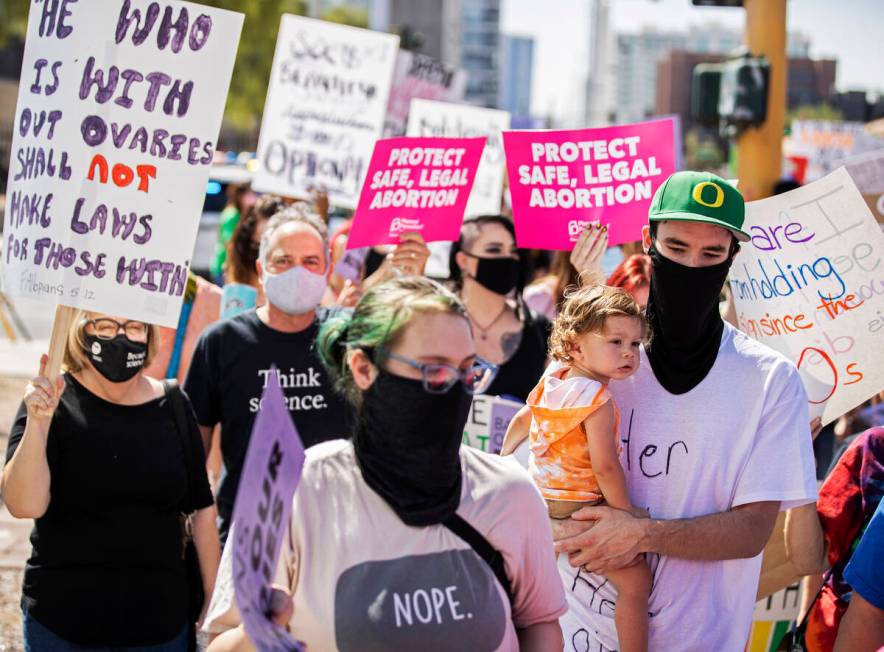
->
[162, 379, 196, 515]
[443, 513, 514, 606]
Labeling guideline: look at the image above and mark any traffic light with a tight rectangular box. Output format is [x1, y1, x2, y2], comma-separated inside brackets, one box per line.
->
[718, 54, 770, 136]
[691, 63, 722, 127]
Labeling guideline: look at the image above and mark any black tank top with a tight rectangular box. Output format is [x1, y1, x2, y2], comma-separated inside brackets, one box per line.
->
[483, 311, 550, 402]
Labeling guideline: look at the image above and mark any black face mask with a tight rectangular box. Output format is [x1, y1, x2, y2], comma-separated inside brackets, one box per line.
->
[464, 253, 519, 296]
[644, 244, 733, 395]
[83, 334, 148, 383]
[354, 368, 473, 527]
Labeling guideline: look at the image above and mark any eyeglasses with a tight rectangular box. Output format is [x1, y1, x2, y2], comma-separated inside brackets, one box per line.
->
[86, 318, 149, 342]
[381, 350, 498, 395]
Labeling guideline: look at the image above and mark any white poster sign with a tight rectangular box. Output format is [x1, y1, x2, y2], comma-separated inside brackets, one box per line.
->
[1, 0, 242, 327]
[791, 120, 884, 182]
[407, 99, 511, 217]
[384, 51, 465, 138]
[252, 15, 398, 209]
[729, 168, 884, 424]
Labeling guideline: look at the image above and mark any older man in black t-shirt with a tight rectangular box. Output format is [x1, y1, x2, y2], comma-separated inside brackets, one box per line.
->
[185, 206, 352, 542]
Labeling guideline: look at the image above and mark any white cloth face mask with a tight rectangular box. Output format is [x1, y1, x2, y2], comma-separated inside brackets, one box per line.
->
[262, 265, 327, 315]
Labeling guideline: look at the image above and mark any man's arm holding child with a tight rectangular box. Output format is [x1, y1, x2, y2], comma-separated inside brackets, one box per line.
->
[555, 501, 780, 574]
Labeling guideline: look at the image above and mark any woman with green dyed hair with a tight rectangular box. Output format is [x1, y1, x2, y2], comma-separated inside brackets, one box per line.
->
[206, 276, 568, 651]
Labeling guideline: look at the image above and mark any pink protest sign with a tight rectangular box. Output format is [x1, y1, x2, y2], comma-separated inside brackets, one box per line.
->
[232, 368, 306, 651]
[503, 118, 676, 249]
[346, 137, 486, 248]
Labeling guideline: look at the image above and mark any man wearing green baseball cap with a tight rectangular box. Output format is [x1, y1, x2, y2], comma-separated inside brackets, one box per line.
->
[554, 171, 817, 651]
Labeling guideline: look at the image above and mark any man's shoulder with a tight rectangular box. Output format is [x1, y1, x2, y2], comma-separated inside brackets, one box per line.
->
[722, 323, 801, 384]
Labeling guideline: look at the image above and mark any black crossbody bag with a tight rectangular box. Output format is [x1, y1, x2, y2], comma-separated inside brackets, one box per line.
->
[442, 513, 514, 606]
[162, 380, 204, 652]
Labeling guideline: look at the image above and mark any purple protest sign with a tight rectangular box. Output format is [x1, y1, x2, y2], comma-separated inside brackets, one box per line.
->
[489, 399, 523, 455]
[333, 246, 369, 282]
[232, 368, 306, 651]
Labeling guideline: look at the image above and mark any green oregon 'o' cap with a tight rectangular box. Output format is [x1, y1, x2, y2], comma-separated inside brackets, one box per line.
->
[649, 171, 750, 242]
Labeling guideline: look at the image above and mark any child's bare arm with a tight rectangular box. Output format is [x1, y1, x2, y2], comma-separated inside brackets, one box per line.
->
[584, 402, 632, 511]
[500, 404, 532, 456]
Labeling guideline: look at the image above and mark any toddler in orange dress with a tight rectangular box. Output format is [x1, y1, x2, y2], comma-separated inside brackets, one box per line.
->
[514, 285, 652, 652]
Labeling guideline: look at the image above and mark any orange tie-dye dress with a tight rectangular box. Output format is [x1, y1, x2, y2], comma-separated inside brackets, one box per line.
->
[527, 366, 619, 503]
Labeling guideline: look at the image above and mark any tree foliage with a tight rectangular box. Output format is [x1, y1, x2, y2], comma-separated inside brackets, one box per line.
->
[0, 0, 29, 48]
[199, 0, 308, 136]
[320, 6, 368, 28]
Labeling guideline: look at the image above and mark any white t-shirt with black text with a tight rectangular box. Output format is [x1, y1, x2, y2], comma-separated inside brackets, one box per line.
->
[206, 440, 567, 651]
[558, 323, 818, 652]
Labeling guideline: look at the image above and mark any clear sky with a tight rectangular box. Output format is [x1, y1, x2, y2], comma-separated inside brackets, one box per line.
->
[501, 0, 884, 122]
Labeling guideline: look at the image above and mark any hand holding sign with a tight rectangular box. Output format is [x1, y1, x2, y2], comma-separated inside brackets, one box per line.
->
[570, 222, 609, 285]
[232, 368, 306, 651]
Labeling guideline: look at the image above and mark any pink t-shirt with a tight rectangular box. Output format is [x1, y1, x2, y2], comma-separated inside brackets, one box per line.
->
[205, 440, 567, 651]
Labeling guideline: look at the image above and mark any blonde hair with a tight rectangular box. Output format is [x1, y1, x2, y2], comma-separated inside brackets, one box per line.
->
[63, 310, 160, 373]
[549, 286, 649, 364]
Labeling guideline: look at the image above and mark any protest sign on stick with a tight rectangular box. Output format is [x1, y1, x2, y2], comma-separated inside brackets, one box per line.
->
[729, 167, 884, 424]
[232, 369, 306, 652]
[346, 137, 485, 248]
[407, 99, 511, 217]
[252, 15, 399, 209]
[503, 118, 676, 250]
[0, 0, 242, 375]
[384, 51, 465, 138]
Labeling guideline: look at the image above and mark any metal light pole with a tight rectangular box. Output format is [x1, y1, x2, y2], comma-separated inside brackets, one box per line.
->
[736, 0, 787, 200]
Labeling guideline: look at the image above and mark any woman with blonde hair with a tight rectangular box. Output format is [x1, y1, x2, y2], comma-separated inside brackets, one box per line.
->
[2, 312, 219, 651]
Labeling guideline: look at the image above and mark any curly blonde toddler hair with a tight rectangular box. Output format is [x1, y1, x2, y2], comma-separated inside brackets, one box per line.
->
[549, 285, 650, 364]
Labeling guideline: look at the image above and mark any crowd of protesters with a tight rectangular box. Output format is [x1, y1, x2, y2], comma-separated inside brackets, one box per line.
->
[3, 169, 883, 652]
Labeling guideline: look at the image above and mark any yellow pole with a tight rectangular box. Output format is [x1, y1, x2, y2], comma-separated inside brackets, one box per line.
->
[737, 0, 787, 201]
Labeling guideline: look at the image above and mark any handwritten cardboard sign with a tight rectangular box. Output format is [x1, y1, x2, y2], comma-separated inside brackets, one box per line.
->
[252, 15, 399, 209]
[407, 99, 511, 217]
[502, 118, 676, 250]
[232, 368, 306, 651]
[346, 137, 485, 248]
[384, 51, 465, 138]
[729, 168, 884, 424]
[462, 394, 523, 455]
[0, 0, 242, 327]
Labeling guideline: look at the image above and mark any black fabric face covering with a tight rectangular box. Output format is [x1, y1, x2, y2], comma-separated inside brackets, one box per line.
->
[463, 254, 519, 296]
[83, 334, 148, 383]
[644, 244, 734, 395]
[354, 369, 473, 527]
